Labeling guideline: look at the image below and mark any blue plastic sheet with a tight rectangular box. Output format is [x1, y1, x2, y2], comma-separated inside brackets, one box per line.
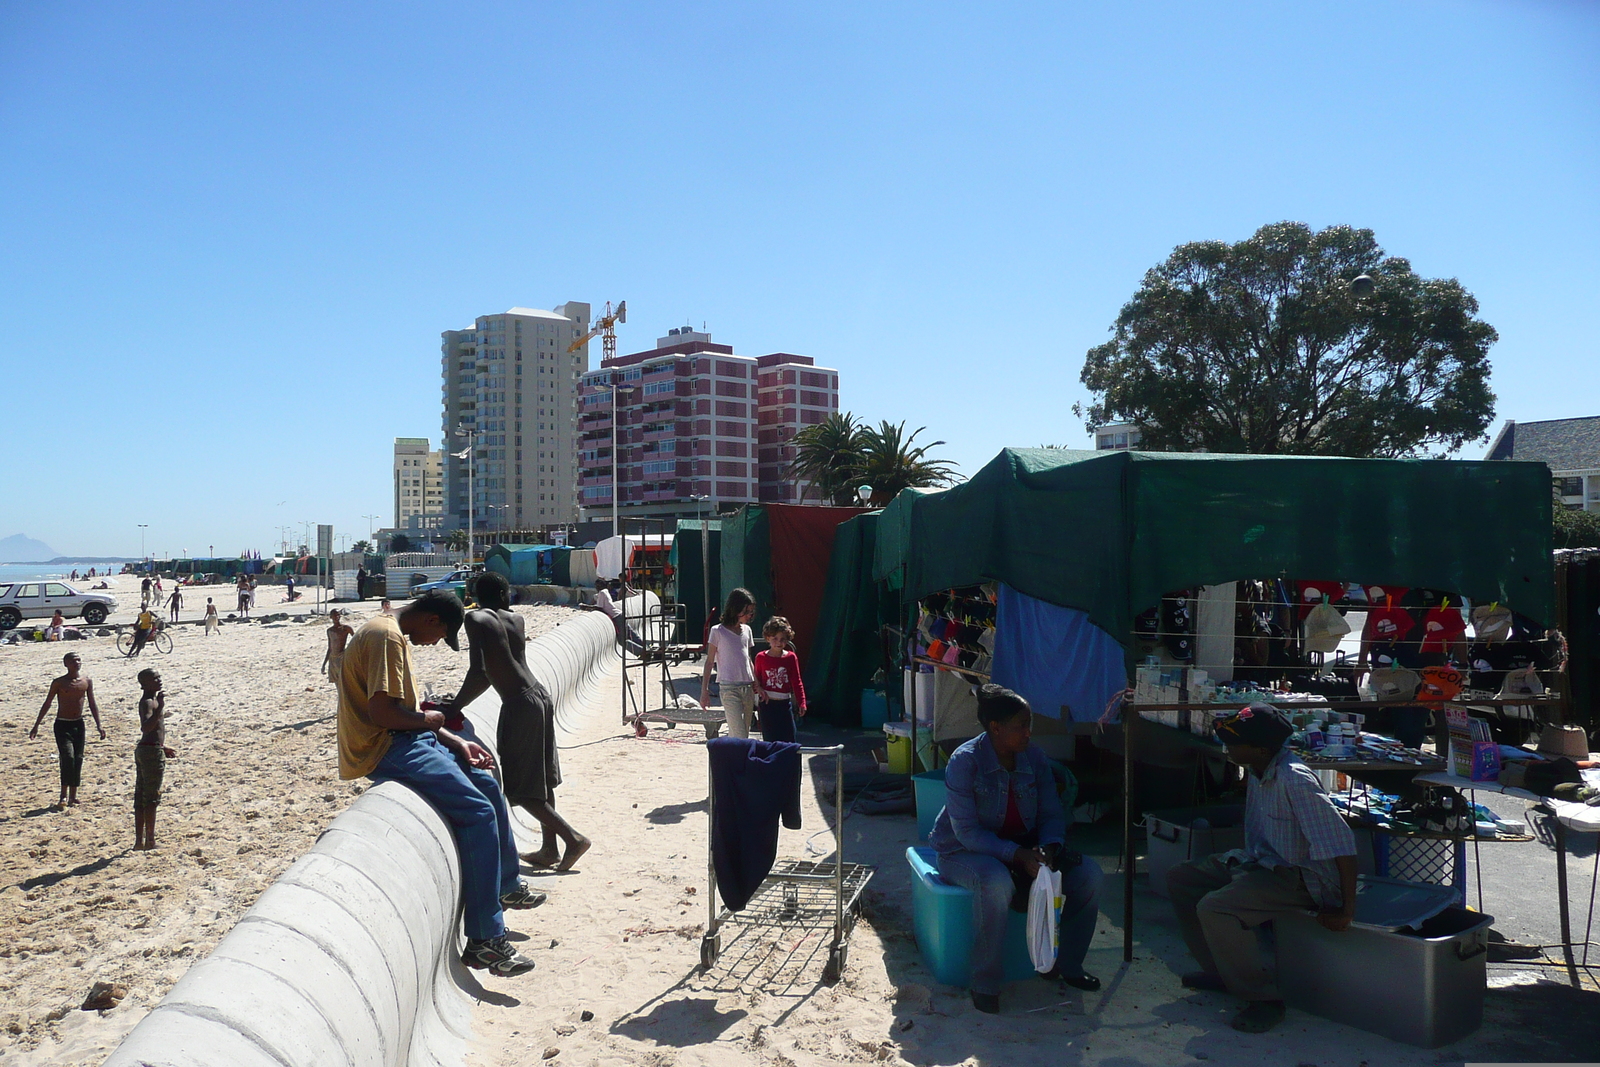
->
[990, 583, 1127, 723]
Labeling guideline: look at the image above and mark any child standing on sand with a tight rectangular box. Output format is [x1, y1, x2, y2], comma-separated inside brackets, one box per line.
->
[203, 598, 219, 635]
[133, 669, 174, 850]
[754, 616, 807, 744]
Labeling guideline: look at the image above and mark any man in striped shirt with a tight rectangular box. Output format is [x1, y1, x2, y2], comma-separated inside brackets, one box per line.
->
[1167, 703, 1358, 1034]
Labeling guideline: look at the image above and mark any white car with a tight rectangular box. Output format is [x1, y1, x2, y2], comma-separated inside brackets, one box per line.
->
[0, 581, 117, 629]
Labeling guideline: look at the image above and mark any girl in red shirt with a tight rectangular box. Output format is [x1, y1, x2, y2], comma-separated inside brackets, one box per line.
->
[754, 616, 806, 744]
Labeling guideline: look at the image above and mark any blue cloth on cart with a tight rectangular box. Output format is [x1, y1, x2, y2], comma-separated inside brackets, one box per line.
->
[708, 737, 803, 911]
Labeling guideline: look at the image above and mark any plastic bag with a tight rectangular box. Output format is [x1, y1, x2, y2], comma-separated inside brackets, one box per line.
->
[1027, 866, 1063, 973]
[1302, 601, 1351, 654]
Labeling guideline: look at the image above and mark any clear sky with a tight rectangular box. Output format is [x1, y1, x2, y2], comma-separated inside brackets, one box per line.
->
[2, 1, 1596, 558]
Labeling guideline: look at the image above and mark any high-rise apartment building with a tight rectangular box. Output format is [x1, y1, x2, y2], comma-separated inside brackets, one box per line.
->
[441, 303, 591, 534]
[577, 327, 839, 522]
[755, 353, 841, 503]
[393, 437, 444, 532]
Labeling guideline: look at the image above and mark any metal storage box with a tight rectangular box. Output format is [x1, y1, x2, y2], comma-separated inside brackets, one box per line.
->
[1276, 886, 1492, 1048]
[1143, 805, 1246, 898]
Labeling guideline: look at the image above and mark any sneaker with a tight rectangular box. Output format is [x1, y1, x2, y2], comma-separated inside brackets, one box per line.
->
[462, 936, 535, 977]
[499, 882, 547, 910]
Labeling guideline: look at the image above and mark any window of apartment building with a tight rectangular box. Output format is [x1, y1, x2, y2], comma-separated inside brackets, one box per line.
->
[716, 441, 747, 457]
[802, 410, 824, 424]
[715, 381, 746, 398]
[715, 401, 746, 417]
[717, 481, 745, 497]
[714, 421, 746, 437]
[1557, 477, 1584, 497]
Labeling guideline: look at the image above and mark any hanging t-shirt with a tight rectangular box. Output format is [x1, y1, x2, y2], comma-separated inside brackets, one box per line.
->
[709, 623, 754, 685]
[1363, 584, 1410, 607]
[1418, 607, 1467, 655]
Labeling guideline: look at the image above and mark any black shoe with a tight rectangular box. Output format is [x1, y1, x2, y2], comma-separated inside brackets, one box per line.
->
[1040, 967, 1102, 992]
[970, 991, 1000, 1014]
[462, 935, 535, 977]
[1231, 1000, 1286, 1033]
[1181, 970, 1227, 991]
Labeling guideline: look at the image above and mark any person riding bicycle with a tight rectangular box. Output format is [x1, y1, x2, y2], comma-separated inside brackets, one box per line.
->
[131, 608, 158, 656]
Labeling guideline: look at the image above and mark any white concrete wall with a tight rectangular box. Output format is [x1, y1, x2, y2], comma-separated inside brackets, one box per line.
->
[102, 610, 620, 1067]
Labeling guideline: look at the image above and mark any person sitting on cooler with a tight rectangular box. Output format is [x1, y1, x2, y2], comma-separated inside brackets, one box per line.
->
[1167, 702, 1358, 1034]
[928, 683, 1104, 1014]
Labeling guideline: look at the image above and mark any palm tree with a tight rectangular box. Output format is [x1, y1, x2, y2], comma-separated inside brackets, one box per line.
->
[441, 529, 470, 552]
[389, 533, 415, 554]
[790, 412, 866, 505]
[351, 540, 372, 554]
[856, 421, 959, 505]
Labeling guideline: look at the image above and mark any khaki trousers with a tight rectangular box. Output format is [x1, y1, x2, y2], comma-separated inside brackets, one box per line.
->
[1167, 853, 1317, 1001]
[720, 683, 757, 739]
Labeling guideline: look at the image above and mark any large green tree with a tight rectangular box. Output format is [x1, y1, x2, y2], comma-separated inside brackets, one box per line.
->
[790, 414, 958, 505]
[1077, 222, 1497, 457]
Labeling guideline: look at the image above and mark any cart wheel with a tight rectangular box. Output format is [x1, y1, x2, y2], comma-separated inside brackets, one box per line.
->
[824, 945, 846, 983]
[699, 933, 720, 971]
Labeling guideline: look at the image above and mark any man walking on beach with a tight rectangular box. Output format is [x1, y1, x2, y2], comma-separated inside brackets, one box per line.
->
[448, 572, 591, 871]
[1167, 703, 1358, 1034]
[31, 652, 106, 807]
[337, 589, 538, 977]
[322, 609, 353, 687]
[167, 585, 182, 623]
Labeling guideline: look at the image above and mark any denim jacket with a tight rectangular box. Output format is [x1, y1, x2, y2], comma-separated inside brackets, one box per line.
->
[928, 734, 1066, 863]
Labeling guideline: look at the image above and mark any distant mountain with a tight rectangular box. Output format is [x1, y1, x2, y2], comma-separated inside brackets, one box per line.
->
[0, 534, 59, 562]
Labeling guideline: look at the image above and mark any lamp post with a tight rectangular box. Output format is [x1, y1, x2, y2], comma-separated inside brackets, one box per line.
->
[691, 494, 712, 635]
[610, 376, 637, 539]
[138, 525, 148, 571]
[453, 425, 476, 564]
[363, 514, 378, 542]
[857, 485, 873, 507]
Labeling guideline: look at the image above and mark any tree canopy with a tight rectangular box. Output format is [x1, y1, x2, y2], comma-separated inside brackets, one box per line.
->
[791, 415, 958, 506]
[1077, 222, 1497, 457]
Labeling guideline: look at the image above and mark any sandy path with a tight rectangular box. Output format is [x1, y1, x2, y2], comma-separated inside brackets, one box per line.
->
[0, 591, 578, 1065]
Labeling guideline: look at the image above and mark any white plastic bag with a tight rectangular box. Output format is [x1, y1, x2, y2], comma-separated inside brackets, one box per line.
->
[1027, 866, 1063, 973]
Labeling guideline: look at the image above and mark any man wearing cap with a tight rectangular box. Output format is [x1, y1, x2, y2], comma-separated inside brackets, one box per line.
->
[1166, 703, 1358, 1033]
[336, 590, 536, 977]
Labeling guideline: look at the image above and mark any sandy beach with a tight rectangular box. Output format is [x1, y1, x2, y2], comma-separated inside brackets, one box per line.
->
[0, 583, 572, 1065]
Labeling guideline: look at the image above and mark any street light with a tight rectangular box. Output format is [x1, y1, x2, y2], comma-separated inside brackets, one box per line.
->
[453, 425, 476, 564]
[857, 485, 873, 506]
[363, 514, 379, 541]
[609, 376, 638, 539]
[690, 494, 712, 636]
[137, 525, 148, 570]
[1350, 273, 1376, 296]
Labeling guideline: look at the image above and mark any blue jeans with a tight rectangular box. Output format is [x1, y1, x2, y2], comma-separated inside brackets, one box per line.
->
[936, 850, 1104, 995]
[449, 718, 522, 897]
[371, 730, 506, 941]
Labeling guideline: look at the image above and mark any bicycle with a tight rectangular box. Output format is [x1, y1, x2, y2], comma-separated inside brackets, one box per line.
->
[118, 627, 173, 657]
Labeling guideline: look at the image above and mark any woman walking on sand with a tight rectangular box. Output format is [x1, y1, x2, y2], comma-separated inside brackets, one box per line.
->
[203, 598, 219, 635]
[701, 588, 757, 739]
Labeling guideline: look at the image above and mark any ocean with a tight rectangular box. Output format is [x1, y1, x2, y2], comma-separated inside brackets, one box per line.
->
[0, 561, 133, 584]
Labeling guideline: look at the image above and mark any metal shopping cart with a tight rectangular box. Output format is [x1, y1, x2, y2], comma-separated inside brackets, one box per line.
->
[700, 743, 876, 982]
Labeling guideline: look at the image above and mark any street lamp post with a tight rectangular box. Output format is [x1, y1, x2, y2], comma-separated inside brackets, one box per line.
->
[453, 425, 476, 564]
[363, 514, 378, 542]
[690, 494, 711, 637]
[138, 525, 148, 571]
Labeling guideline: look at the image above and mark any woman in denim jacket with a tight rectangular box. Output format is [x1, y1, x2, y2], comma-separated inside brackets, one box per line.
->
[929, 684, 1104, 1013]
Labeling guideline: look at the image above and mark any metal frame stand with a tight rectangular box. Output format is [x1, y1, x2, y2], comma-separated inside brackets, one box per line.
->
[700, 744, 875, 982]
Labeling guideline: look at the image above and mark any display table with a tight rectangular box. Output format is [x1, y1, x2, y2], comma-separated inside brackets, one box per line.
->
[1416, 768, 1600, 987]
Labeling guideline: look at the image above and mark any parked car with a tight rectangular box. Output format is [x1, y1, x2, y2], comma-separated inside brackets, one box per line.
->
[0, 581, 118, 629]
[410, 569, 478, 600]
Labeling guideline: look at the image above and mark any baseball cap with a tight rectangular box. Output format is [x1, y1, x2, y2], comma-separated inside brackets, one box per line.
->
[411, 589, 465, 650]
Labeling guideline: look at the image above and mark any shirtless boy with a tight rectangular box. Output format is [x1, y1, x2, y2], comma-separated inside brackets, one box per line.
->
[134, 669, 174, 850]
[322, 609, 354, 685]
[446, 571, 591, 871]
[31, 652, 106, 806]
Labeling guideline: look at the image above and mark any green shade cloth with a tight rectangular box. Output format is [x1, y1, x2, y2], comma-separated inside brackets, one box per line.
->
[872, 487, 941, 590]
[485, 544, 556, 585]
[670, 521, 722, 643]
[806, 512, 899, 726]
[720, 505, 773, 626]
[906, 448, 1555, 648]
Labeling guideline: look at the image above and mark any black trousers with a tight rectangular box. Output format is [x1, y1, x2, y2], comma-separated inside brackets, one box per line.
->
[54, 719, 86, 790]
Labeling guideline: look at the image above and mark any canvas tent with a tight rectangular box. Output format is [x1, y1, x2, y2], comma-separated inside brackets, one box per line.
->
[904, 448, 1556, 646]
[669, 520, 721, 644]
[719, 503, 869, 666]
[485, 544, 557, 586]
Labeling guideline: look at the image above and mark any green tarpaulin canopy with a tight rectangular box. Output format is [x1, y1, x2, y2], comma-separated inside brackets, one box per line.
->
[906, 448, 1555, 648]
[872, 487, 940, 590]
[670, 521, 722, 643]
[485, 544, 556, 585]
[807, 512, 900, 726]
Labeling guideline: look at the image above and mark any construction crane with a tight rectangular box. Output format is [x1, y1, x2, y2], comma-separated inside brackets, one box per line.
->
[569, 300, 626, 362]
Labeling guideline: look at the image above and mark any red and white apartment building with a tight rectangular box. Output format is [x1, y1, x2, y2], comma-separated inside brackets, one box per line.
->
[577, 327, 840, 521]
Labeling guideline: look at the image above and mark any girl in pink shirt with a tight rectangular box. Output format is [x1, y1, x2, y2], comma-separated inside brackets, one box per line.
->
[754, 616, 806, 744]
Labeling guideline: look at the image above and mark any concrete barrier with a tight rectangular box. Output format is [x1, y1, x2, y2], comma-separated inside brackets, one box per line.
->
[103, 610, 620, 1067]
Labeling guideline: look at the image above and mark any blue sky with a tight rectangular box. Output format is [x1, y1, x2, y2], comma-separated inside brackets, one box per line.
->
[2, 1, 1596, 558]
